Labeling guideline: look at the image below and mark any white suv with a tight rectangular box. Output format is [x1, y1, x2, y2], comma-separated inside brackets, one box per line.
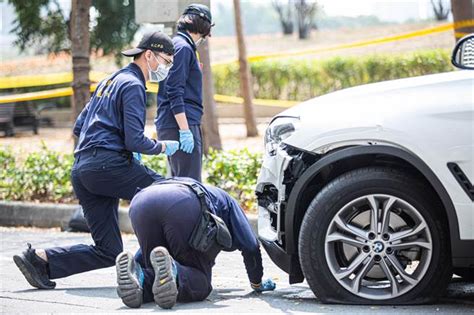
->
[256, 35, 474, 304]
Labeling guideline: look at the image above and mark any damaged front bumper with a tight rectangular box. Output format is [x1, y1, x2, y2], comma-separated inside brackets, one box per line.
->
[256, 145, 293, 244]
[256, 143, 318, 278]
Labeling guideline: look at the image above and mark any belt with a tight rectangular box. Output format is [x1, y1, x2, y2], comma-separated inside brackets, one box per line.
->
[75, 147, 132, 163]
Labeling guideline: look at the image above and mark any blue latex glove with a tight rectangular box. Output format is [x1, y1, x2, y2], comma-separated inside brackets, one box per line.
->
[251, 278, 276, 293]
[162, 140, 179, 156]
[133, 152, 142, 161]
[179, 129, 194, 154]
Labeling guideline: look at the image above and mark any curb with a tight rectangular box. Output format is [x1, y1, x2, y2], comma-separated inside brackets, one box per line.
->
[0, 200, 258, 235]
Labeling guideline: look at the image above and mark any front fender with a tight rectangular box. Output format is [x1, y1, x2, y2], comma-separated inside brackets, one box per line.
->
[284, 145, 470, 265]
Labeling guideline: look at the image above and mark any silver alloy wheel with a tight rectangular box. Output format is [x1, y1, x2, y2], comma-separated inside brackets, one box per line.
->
[324, 194, 433, 300]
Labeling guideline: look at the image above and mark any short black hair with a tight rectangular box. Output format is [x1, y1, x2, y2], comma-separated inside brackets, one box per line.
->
[177, 14, 212, 37]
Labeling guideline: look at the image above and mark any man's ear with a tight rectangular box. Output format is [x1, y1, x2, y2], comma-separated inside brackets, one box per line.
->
[144, 50, 151, 60]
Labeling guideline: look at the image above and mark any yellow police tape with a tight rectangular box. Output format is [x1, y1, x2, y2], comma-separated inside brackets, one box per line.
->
[0, 20, 472, 107]
[246, 20, 474, 63]
[0, 81, 298, 107]
[0, 84, 98, 104]
[0, 71, 106, 90]
[455, 31, 470, 38]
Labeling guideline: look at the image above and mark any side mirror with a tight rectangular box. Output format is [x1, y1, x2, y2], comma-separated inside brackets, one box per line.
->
[451, 34, 474, 70]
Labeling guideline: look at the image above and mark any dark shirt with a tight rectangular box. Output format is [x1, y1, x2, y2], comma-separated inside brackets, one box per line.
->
[172, 177, 264, 284]
[155, 32, 203, 130]
[74, 63, 163, 155]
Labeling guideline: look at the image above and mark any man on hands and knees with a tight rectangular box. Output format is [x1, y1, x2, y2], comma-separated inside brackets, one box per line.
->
[115, 178, 276, 309]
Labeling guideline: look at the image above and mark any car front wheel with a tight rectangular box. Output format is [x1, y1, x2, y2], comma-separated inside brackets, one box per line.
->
[298, 167, 452, 304]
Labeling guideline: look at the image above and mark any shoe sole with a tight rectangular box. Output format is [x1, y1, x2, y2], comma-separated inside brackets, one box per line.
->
[150, 247, 178, 309]
[116, 252, 143, 308]
[13, 255, 55, 290]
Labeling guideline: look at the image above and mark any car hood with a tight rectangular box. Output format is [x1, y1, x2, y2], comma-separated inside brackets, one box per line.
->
[279, 70, 474, 151]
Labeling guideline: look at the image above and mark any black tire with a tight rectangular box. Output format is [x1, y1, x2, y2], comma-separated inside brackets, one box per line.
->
[454, 268, 474, 281]
[298, 167, 452, 304]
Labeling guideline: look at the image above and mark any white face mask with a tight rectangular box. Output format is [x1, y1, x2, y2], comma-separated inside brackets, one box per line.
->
[195, 36, 207, 48]
[147, 54, 171, 83]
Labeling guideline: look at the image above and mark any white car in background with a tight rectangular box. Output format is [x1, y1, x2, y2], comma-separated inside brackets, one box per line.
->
[256, 35, 474, 304]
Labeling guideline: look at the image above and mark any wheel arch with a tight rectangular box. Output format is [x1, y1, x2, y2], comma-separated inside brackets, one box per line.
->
[285, 145, 471, 266]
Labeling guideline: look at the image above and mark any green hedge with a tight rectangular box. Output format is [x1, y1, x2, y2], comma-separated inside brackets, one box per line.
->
[0, 146, 263, 212]
[213, 49, 452, 101]
[0, 144, 75, 202]
[204, 148, 261, 211]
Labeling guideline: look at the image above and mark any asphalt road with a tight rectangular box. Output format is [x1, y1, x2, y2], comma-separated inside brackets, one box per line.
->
[1, 227, 473, 314]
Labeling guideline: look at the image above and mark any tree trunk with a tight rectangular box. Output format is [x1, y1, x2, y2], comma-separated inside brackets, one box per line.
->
[71, 0, 91, 147]
[282, 22, 294, 35]
[451, 0, 474, 41]
[198, 37, 222, 153]
[295, 0, 317, 40]
[273, 0, 294, 35]
[431, 0, 450, 21]
[233, 0, 258, 137]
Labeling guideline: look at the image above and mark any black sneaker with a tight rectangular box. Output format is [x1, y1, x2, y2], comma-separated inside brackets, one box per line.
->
[115, 251, 144, 308]
[13, 243, 56, 289]
[150, 246, 178, 309]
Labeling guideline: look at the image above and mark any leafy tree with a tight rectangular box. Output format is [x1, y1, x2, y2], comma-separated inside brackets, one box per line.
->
[9, 0, 69, 53]
[90, 0, 139, 65]
[8, 0, 139, 65]
[9, 0, 140, 146]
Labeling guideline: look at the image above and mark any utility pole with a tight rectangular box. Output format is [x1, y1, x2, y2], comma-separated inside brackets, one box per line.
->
[233, 0, 258, 137]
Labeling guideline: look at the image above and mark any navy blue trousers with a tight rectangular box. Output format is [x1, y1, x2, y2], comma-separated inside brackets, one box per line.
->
[129, 184, 213, 303]
[157, 125, 202, 182]
[45, 148, 163, 279]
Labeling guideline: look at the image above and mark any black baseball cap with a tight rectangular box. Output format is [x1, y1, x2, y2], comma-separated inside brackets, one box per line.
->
[121, 31, 174, 57]
[183, 3, 214, 26]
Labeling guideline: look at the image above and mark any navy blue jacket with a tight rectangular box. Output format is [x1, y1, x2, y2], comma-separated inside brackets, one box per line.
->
[155, 32, 203, 130]
[170, 177, 264, 284]
[74, 63, 163, 155]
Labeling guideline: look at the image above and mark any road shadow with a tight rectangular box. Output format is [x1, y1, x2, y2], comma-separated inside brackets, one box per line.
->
[444, 279, 474, 304]
[61, 286, 118, 299]
[114, 288, 246, 311]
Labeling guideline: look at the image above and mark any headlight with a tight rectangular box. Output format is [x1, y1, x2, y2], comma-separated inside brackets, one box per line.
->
[264, 116, 300, 156]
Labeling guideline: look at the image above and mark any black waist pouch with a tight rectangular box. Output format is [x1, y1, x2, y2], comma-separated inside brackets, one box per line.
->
[189, 209, 232, 260]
